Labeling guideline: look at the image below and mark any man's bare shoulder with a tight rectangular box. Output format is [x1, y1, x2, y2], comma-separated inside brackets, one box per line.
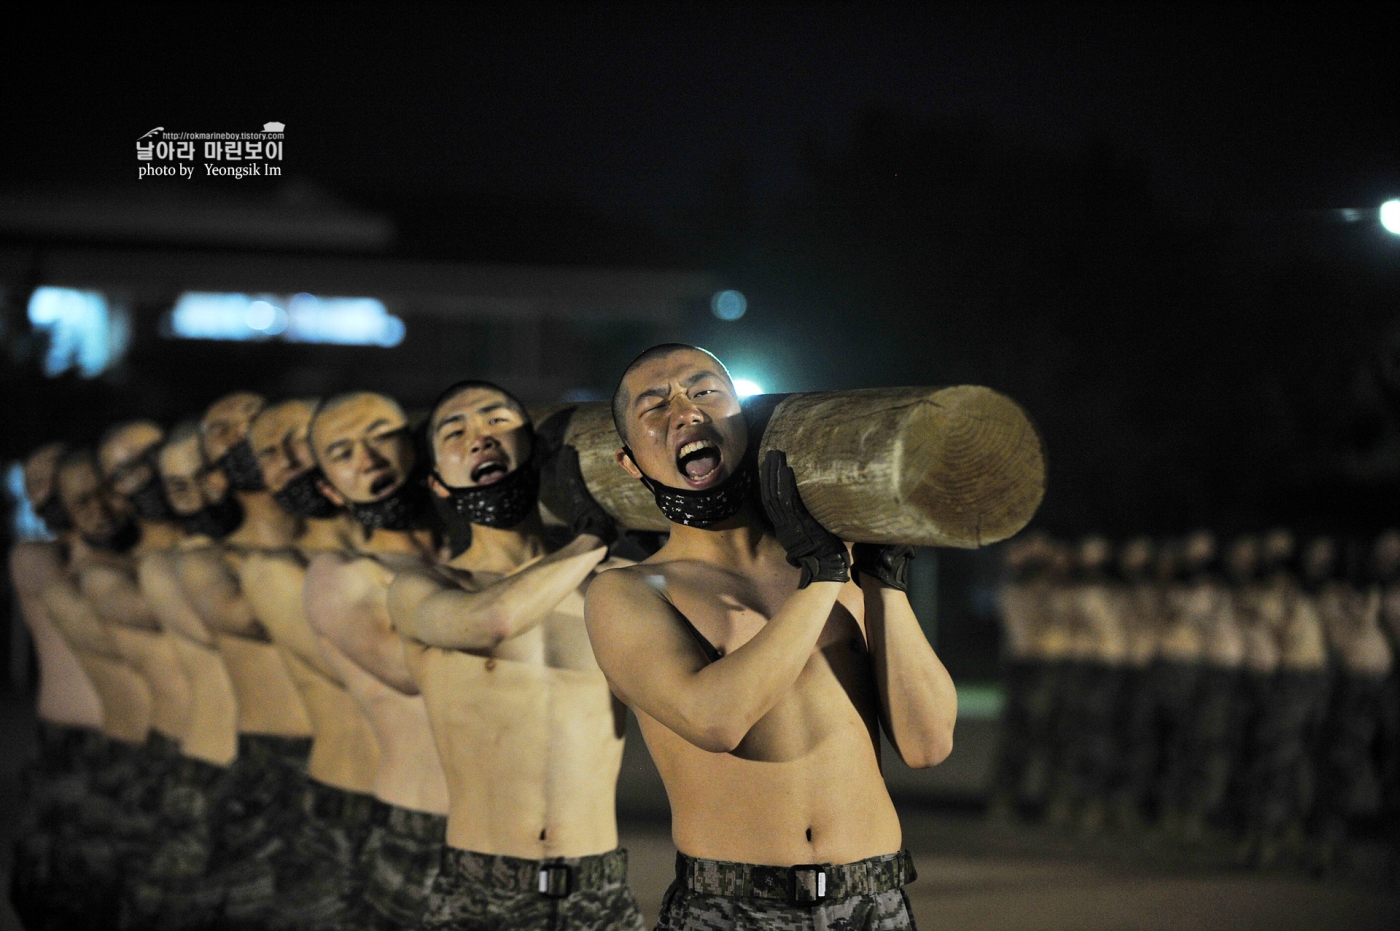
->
[9, 540, 64, 591]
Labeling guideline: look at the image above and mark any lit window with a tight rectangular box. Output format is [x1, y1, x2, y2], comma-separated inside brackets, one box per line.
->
[167, 292, 405, 347]
[5, 462, 49, 540]
[27, 287, 130, 377]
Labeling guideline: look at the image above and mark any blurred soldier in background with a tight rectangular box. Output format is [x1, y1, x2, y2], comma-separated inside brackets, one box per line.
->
[36, 447, 159, 929]
[1019, 538, 1074, 818]
[290, 391, 450, 931]
[1108, 536, 1160, 833]
[1373, 530, 1400, 853]
[1309, 539, 1393, 872]
[1238, 534, 1329, 867]
[988, 534, 1047, 822]
[1148, 534, 1206, 837]
[1047, 535, 1124, 834]
[1168, 531, 1241, 845]
[8, 444, 107, 929]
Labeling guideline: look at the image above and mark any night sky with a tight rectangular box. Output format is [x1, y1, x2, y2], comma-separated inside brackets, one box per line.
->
[4, 4, 1399, 535]
[4, 5, 1396, 220]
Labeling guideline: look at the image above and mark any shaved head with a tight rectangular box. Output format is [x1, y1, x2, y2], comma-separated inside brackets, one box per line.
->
[612, 344, 731, 443]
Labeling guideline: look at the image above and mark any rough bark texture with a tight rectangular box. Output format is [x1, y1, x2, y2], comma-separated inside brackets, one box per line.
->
[530, 385, 1045, 547]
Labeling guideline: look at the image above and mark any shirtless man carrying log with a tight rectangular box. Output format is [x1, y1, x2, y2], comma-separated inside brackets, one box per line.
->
[586, 345, 957, 929]
[8, 444, 107, 926]
[136, 410, 314, 929]
[387, 380, 644, 931]
[289, 391, 450, 931]
[38, 446, 163, 928]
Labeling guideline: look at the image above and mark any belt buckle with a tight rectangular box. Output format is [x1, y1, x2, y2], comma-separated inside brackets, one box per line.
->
[538, 863, 573, 899]
[788, 864, 828, 906]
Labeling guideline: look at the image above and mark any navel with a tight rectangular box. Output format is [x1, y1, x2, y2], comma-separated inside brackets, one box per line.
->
[539, 828, 547, 841]
[805, 827, 813, 842]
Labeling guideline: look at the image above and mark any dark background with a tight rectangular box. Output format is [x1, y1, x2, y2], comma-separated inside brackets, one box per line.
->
[3, 3, 1399, 683]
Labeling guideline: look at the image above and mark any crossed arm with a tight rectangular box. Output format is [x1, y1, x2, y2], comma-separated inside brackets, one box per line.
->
[585, 567, 955, 765]
[42, 578, 122, 659]
[79, 564, 160, 631]
[176, 547, 265, 638]
[305, 553, 419, 695]
[388, 535, 607, 651]
[584, 568, 845, 754]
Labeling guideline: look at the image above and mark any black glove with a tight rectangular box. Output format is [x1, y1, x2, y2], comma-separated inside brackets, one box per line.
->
[853, 543, 915, 592]
[539, 444, 617, 546]
[760, 450, 849, 588]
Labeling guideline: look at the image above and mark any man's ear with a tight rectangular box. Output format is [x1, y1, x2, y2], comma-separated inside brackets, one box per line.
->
[316, 478, 348, 508]
[616, 448, 643, 480]
[427, 472, 450, 499]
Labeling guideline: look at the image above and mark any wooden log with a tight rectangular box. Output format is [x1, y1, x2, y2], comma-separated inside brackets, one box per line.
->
[530, 385, 1044, 548]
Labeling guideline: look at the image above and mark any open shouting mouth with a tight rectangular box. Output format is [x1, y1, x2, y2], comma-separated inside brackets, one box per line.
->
[470, 454, 510, 486]
[677, 438, 722, 487]
[369, 472, 400, 497]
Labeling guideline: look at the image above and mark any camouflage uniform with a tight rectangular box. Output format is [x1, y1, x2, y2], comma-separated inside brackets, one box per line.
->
[1058, 662, 1124, 824]
[1172, 665, 1242, 835]
[1379, 668, 1400, 846]
[656, 851, 917, 931]
[121, 754, 229, 931]
[9, 723, 103, 930]
[1309, 671, 1388, 862]
[1239, 670, 1330, 864]
[420, 846, 644, 931]
[343, 804, 447, 930]
[1149, 658, 1202, 824]
[988, 659, 1035, 816]
[211, 734, 313, 929]
[265, 780, 383, 931]
[1018, 661, 1067, 812]
[14, 731, 173, 931]
[1110, 666, 1158, 828]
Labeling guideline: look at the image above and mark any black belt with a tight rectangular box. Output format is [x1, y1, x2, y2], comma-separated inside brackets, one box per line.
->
[676, 850, 915, 907]
[305, 779, 380, 822]
[440, 847, 629, 899]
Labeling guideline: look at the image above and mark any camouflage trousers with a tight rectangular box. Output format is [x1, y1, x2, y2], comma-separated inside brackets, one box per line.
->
[210, 734, 312, 930]
[1109, 665, 1158, 826]
[657, 851, 917, 931]
[13, 731, 176, 931]
[1241, 670, 1329, 845]
[343, 804, 447, 930]
[1149, 659, 1203, 821]
[1310, 671, 1388, 842]
[122, 734, 311, 931]
[9, 724, 105, 931]
[989, 660, 1035, 811]
[1018, 660, 1067, 809]
[1170, 665, 1243, 827]
[420, 846, 645, 931]
[265, 780, 383, 931]
[1055, 662, 1125, 814]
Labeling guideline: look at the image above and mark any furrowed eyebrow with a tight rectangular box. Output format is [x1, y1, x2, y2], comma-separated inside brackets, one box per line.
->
[632, 386, 669, 410]
[683, 370, 723, 388]
[476, 402, 508, 415]
[434, 412, 466, 436]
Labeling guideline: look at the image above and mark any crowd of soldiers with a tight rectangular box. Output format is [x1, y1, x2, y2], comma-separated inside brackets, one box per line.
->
[991, 529, 1399, 873]
[6, 387, 650, 931]
[7, 345, 958, 931]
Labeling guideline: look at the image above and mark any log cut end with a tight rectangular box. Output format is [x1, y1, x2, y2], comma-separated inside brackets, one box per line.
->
[902, 386, 1045, 547]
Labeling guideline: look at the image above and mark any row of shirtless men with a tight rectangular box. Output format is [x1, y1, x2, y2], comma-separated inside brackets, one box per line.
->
[8, 344, 957, 931]
[992, 529, 1399, 873]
